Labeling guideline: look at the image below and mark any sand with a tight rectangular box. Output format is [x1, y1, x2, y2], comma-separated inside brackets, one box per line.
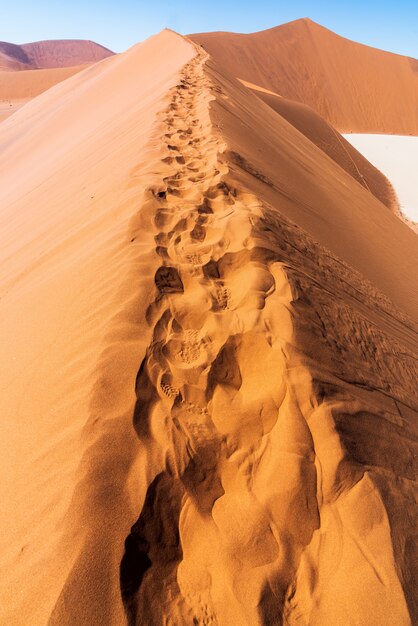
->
[190, 18, 418, 134]
[0, 31, 195, 625]
[344, 133, 418, 224]
[0, 40, 114, 123]
[0, 65, 87, 122]
[240, 79, 398, 212]
[0, 28, 416, 626]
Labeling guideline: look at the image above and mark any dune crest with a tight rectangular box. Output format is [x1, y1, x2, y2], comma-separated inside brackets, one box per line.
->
[0, 30, 416, 625]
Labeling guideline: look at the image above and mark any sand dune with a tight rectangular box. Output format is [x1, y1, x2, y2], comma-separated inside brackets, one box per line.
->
[0, 29, 416, 626]
[0, 50, 30, 71]
[0, 39, 114, 123]
[240, 80, 398, 211]
[190, 18, 418, 134]
[0, 30, 195, 625]
[0, 65, 87, 122]
[0, 39, 113, 69]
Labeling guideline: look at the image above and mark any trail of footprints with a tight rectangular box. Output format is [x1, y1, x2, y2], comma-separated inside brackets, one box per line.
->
[149, 60, 237, 403]
[124, 52, 280, 623]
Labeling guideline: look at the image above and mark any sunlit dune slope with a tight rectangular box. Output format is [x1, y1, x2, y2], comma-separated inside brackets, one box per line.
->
[0, 30, 195, 626]
[0, 29, 416, 626]
[190, 18, 418, 134]
[0, 39, 115, 123]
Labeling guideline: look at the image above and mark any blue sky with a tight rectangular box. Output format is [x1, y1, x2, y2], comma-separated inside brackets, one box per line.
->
[1, 0, 417, 57]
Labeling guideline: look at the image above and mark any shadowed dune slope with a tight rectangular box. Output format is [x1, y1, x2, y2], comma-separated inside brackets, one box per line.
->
[0, 38, 114, 69]
[0, 49, 30, 70]
[0, 29, 417, 626]
[190, 18, 418, 134]
[241, 80, 398, 211]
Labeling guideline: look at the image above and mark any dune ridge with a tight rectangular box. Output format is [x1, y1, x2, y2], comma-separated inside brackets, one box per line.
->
[0, 30, 416, 625]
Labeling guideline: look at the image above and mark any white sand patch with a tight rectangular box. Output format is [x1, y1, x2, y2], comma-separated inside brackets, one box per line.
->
[344, 134, 418, 222]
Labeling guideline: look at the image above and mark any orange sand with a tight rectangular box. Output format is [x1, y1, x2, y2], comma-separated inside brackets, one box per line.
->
[0, 28, 416, 626]
[0, 65, 87, 122]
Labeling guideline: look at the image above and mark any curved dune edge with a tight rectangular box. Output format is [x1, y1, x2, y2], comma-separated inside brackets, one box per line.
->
[0, 31, 417, 625]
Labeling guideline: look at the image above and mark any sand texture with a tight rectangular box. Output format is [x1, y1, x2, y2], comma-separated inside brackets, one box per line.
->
[0, 30, 417, 626]
[190, 18, 418, 134]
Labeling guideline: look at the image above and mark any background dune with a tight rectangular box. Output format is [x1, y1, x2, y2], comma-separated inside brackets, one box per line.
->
[190, 18, 418, 134]
[0, 39, 113, 69]
[0, 26, 416, 626]
[0, 39, 114, 122]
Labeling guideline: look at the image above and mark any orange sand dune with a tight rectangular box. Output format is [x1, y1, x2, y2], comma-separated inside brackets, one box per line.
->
[0, 40, 114, 123]
[0, 65, 87, 122]
[190, 18, 418, 134]
[0, 29, 416, 626]
[0, 39, 113, 69]
[240, 79, 398, 211]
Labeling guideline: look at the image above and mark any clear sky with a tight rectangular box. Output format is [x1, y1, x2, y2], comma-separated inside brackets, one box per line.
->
[1, 0, 418, 58]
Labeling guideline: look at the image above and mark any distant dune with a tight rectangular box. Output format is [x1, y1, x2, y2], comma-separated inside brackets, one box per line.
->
[0, 39, 113, 69]
[0, 39, 114, 122]
[190, 18, 418, 134]
[0, 29, 416, 625]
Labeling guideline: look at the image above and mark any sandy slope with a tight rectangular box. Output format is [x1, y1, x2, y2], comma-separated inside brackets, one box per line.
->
[190, 18, 418, 134]
[0, 40, 114, 123]
[0, 50, 30, 71]
[0, 65, 87, 122]
[240, 79, 398, 211]
[344, 134, 418, 224]
[0, 30, 194, 625]
[0, 29, 417, 626]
